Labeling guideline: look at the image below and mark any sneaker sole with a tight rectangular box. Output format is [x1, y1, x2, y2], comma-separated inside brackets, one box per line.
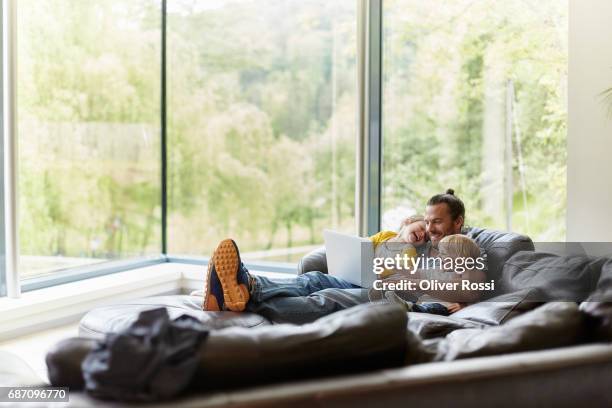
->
[203, 264, 221, 311]
[212, 239, 249, 312]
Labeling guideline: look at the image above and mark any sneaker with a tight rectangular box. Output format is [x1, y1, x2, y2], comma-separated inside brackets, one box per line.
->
[203, 239, 251, 312]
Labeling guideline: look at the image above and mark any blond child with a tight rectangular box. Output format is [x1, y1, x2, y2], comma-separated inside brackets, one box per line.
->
[383, 234, 482, 315]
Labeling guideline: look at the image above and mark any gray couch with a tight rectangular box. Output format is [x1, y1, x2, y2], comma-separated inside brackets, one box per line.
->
[23, 228, 612, 406]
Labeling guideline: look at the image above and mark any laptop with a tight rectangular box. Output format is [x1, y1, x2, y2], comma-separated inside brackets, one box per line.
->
[323, 230, 376, 288]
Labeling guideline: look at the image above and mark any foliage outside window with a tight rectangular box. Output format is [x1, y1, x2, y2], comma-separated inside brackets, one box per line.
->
[17, 0, 162, 278]
[166, 0, 357, 261]
[382, 0, 567, 241]
[14, 0, 568, 280]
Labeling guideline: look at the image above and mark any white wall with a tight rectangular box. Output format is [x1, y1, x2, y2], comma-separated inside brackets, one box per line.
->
[567, 0, 612, 242]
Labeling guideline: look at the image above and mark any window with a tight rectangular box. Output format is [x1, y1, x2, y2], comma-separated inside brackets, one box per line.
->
[17, 0, 162, 279]
[3, 0, 570, 291]
[167, 0, 358, 262]
[381, 0, 568, 240]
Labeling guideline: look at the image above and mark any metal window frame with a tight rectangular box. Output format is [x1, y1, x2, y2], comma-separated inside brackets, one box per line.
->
[166, 255, 296, 274]
[357, 0, 383, 236]
[0, 0, 5, 297]
[20, 256, 167, 292]
[2, 0, 18, 298]
[161, 0, 168, 255]
[1, 0, 382, 295]
[19, 254, 297, 293]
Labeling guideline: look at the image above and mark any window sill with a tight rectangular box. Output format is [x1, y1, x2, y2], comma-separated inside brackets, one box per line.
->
[0, 263, 291, 342]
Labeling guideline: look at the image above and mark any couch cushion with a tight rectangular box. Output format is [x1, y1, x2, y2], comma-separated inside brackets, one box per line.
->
[53, 303, 409, 396]
[464, 227, 534, 285]
[407, 288, 543, 339]
[580, 258, 612, 340]
[297, 246, 328, 275]
[436, 302, 587, 361]
[407, 313, 486, 339]
[451, 287, 544, 326]
[499, 251, 606, 301]
[79, 295, 269, 339]
[194, 303, 409, 390]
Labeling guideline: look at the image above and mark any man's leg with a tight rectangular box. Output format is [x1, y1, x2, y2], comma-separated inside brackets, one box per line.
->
[249, 271, 360, 303]
[246, 288, 370, 324]
[203, 238, 359, 312]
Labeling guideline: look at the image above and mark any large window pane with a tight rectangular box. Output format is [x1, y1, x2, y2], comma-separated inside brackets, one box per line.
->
[17, 0, 162, 279]
[167, 0, 357, 262]
[382, 0, 567, 240]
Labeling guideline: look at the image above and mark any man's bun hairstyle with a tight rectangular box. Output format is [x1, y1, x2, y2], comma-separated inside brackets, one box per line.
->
[427, 189, 465, 221]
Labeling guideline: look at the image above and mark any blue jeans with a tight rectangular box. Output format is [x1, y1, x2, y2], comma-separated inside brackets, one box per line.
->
[246, 271, 368, 324]
[249, 271, 360, 302]
[412, 302, 449, 316]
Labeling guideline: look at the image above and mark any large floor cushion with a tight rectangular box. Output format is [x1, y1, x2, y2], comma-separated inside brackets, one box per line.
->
[79, 295, 270, 339]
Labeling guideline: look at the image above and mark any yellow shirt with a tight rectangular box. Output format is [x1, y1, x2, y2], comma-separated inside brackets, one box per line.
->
[369, 231, 417, 278]
[369, 230, 399, 244]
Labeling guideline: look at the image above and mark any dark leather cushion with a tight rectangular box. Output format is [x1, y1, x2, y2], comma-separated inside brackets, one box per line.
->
[451, 287, 544, 326]
[436, 302, 587, 361]
[407, 288, 543, 339]
[193, 303, 408, 389]
[407, 313, 486, 340]
[580, 258, 612, 340]
[52, 303, 409, 391]
[500, 252, 605, 301]
[79, 296, 269, 339]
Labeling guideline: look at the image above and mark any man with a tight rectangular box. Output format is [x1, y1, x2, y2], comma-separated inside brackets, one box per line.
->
[402, 188, 467, 253]
[386, 188, 487, 303]
[202, 189, 486, 323]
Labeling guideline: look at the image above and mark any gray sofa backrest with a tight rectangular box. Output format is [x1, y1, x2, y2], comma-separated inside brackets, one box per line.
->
[297, 246, 328, 275]
[464, 227, 535, 283]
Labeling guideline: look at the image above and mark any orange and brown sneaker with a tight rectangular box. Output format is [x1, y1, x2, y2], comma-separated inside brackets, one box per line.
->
[203, 239, 250, 312]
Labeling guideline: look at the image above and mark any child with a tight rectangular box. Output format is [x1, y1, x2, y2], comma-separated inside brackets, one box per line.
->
[368, 216, 427, 279]
[377, 234, 482, 316]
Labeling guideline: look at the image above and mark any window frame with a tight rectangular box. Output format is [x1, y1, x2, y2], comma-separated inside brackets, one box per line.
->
[0, 0, 5, 297]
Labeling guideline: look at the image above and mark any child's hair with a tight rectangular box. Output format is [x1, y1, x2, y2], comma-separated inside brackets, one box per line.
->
[438, 234, 480, 260]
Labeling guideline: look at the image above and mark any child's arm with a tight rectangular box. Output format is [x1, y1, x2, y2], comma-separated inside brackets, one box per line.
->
[446, 303, 464, 313]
